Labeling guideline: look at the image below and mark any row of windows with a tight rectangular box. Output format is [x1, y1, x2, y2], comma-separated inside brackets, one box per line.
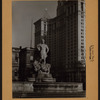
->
[81, 26, 84, 28]
[81, 43, 84, 45]
[67, 58, 77, 62]
[81, 57, 85, 59]
[68, 41, 77, 44]
[68, 31, 77, 37]
[81, 46, 84, 48]
[81, 29, 84, 31]
[67, 18, 77, 22]
[68, 40, 77, 44]
[68, 48, 77, 51]
[81, 19, 84, 21]
[67, 29, 77, 33]
[81, 16, 85, 46]
[68, 35, 77, 38]
[67, 2, 84, 15]
[67, 26, 77, 30]
[68, 34, 77, 38]
[67, 16, 77, 20]
[81, 32, 84, 35]
[68, 53, 77, 56]
[81, 39, 84, 42]
[68, 21, 77, 24]
[58, 3, 77, 16]
[81, 36, 84, 38]
[81, 12, 84, 15]
[81, 52, 85, 54]
[81, 22, 84, 25]
[68, 44, 78, 48]
[81, 15, 84, 18]
[48, 21, 78, 30]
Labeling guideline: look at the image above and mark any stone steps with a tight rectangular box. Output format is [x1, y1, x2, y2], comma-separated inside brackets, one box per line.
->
[33, 82, 83, 93]
[12, 82, 85, 98]
[13, 91, 86, 98]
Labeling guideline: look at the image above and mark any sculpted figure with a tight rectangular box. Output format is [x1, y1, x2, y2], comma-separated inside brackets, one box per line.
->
[33, 39, 53, 82]
[37, 39, 49, 64]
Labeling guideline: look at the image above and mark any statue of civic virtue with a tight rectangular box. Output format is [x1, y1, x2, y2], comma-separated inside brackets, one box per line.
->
[37, 39, 49, 64]
[33, 39, 55, 82]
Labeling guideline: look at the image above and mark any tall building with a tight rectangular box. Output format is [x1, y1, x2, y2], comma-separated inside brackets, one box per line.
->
[12, 47, 20, 81]
[34, 0, 86, 83]
[12, 47, 35, 81]
[34, 9, 50, 47]
[18, 47, 35, 81]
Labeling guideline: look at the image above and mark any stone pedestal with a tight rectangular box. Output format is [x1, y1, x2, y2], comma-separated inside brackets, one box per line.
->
[33, 49, 84, 93]
[33, 62, 83, 93]
[42, 78, 56, 82]
[13, 82, 34, 92]
[33, 82, 83, 93]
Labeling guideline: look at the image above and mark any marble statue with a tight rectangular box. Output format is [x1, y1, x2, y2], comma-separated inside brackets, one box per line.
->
[33, 39, 55, 82]
[37, 39, 49, 64]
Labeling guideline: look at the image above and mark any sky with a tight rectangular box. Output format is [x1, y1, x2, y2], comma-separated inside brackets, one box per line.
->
[12, 1, 57, 48]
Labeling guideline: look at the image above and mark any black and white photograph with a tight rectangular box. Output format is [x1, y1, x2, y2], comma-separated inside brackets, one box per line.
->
[12, 0, 86, 98]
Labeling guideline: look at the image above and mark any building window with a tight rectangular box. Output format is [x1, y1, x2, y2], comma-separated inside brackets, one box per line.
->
[81, 57, 84, 59]
[81, 16, 84, 18]
[81, 46, 84, 48]
[81, 39, 84, 41]
[81, 22, 84, 25]
[81, 32, 84, 35]
[71, 6, 73, 13]
[81, 49, 84, 52]
[81, 2, 84, 11]
[68, 7, 70, 15]
[81, 42, 84, 45]
[75, 4, 77, 11]
[81, 53, 84, 56]
[15, 53, 18, 63]
[81, 19, 84, 21]
[81, 29, 84, 31]
[81, 36, 84, 38]
[81, 26, 84, 28]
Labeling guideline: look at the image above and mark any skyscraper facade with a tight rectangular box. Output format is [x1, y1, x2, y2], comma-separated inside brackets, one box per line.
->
[34, 0, 86, 83]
